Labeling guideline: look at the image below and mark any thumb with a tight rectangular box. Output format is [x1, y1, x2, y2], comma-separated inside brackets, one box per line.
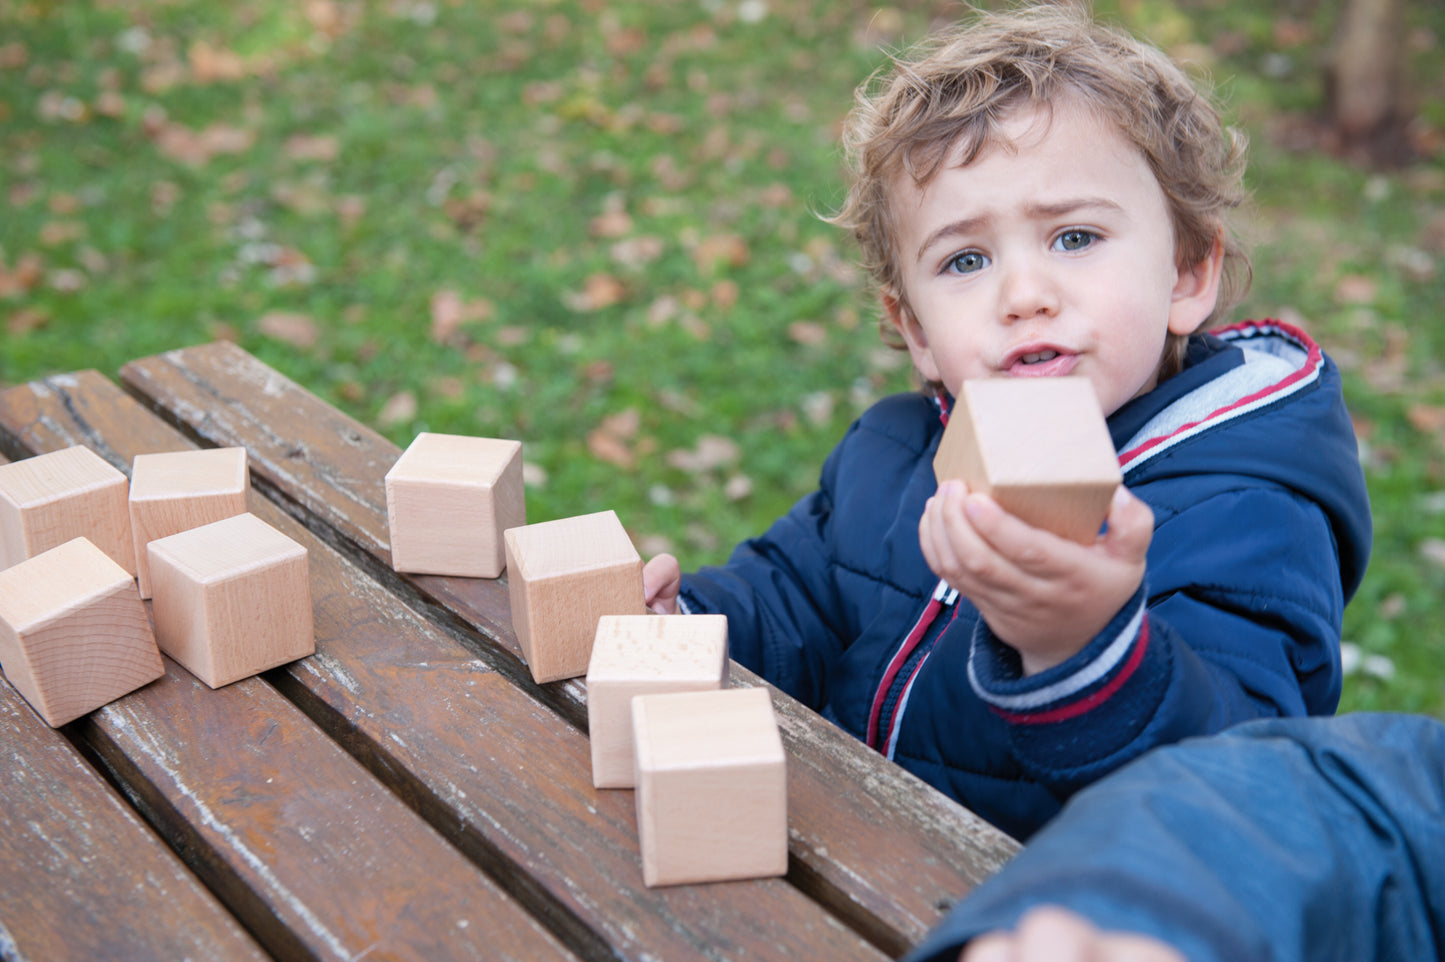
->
[1102, 485, 1153, 560]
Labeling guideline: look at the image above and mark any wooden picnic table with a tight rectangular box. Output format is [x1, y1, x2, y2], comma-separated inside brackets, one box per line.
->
[0, 341, 1019, 962]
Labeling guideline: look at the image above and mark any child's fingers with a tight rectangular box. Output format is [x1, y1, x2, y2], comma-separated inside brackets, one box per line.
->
[1102, 486, 1154, 562]
[642, 553, 682, 613]
[923, 486, 1025, 591]
[960, 492, 1054, 571]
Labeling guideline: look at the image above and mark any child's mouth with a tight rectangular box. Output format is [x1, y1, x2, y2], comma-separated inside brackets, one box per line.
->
[1020, 350, 1059, 365]
[1005, 347, 1077, 377]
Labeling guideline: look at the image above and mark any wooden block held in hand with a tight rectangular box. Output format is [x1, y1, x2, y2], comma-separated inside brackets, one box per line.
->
[385, 432, 525, 578]
[632, 687, 787, 887]
[933, 378, 1122, 543]
[503, 510, 645, 684]
[0, 537, 163, 727]
[0, 445, 135, 574]
[148, 512, 314, 689]
[129, 447, 250, 598]
[586, 614, 728, 788]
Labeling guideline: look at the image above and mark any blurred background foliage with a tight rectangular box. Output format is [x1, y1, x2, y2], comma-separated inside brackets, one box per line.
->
[1, 0, 1442, 715]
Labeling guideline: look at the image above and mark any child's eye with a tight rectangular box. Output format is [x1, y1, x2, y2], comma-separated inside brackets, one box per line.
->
[1054, 230, 1098, 252]
[946, 251, 989, 274]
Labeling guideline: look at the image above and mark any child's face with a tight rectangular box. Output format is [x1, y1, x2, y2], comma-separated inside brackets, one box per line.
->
[883, 99, 1221, 416]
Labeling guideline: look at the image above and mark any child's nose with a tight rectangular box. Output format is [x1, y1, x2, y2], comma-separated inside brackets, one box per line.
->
[998, 257, 1061, 323]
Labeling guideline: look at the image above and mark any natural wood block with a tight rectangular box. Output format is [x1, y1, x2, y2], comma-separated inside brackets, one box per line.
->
[148, 512, 314, 689]
[586, 614, 729, 788]
[384, 432, 525, 578]
[129, 446, 250, 598]
[0, 537, 163, 727]
[503, 510, 645, 684]
[933, 378, 1122, 544]
[0, 445, 135, 574]
[632, 687, 787, 887]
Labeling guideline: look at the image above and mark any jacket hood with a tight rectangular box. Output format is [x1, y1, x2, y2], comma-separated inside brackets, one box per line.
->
[1111, 320, 1372, 602]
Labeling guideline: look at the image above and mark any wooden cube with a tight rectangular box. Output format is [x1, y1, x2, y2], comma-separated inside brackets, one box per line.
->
[129, 447, 250, 598]
[632, 687, 787, 887]
[0, 537, 163, 727]
[586, 614, 729, 788]
[503, 510, 645, 684]
[933, 378, 1122, 544]
[384, 432, 525, 578]
[147, 512, 313, 689]
[0, 445, 135, 575]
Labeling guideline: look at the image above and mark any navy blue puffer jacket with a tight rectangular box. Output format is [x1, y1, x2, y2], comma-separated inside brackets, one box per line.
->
[679, 322, 1372, 839]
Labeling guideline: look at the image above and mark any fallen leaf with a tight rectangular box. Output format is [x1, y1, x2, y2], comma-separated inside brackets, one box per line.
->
[378, 390, 418, 427]
[588, 410, 639, 470]
[284, 134, 340, 162]
[565, 272, 626, 311]
[38, 220, 83, 246]
[666, 434, 739, 473]
[522, 461, 548, 487]
[154, 121, 255, 166]
[443, 191, 492, 231]
[583, 360, 615, 386]
[49, 268, 85, 292]
[711, 280, 738, 311]
[1407, 404, 1445, 435]
[305, 0, 346, 36]
[692, 233, 749, 273]
[611, 235, 664, 268]
[94, 89, 126, 118]
[0, 42, 27, 70]
[429, 289, 493, 343]
[0, 252, 44, 296]
[188, 41, 246, 82]
[788, 320, 827, 345]
[1333, 274, 1377, 305]
[38, 90, 88, 123]
[724, 475, 753, 500]
[801, 391, 834, 425]
[432, 375, 465, 400]
[1420, 537, 1445, 568]
[257, 311, 320, 348]
[760, 183, 792, 208]
[336, 195, 366, 227]
[6, 307, 48, 335]
[271, 180, 332, 216]
[590, 207, 633, 239]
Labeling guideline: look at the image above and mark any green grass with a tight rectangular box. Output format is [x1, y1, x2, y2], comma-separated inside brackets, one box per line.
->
[3, 0, 1443, 716]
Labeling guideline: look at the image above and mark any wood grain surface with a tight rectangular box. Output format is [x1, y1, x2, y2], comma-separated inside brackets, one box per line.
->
[118, 341, 1020, 956]
[0, 455, 269, 962]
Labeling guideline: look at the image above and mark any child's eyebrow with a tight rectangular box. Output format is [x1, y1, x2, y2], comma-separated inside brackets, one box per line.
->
[914, 197, 1127, 262]
[1025, 197, 1126, 220]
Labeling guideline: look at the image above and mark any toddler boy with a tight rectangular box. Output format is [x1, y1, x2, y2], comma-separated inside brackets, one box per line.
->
[644, 5, 1371, 839]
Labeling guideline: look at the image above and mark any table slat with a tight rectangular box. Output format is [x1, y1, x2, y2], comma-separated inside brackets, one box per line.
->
[0, 443, 267, 962]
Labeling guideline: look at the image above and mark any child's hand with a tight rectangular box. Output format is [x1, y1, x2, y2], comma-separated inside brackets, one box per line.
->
[643, 553, 682, 614]
[920, 482, 1152, 675]
[962, 906, 1185, 962]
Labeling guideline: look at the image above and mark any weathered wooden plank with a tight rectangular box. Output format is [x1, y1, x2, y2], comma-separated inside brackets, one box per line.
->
[121, 341, 1021, 954]
[0, 377, 579, 962]
[0, 454, 268, 962]
[11, 369, 888, 961]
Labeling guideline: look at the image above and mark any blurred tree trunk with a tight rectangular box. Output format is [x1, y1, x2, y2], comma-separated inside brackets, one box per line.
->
[1324, 0, 1412, 165]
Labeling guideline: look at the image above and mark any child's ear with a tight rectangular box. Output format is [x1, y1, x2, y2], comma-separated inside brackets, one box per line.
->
[882, 288, 942, 385]
[1167, 234, 1226, 337]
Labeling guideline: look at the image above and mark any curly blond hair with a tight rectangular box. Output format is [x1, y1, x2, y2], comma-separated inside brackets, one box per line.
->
[827, 3, 1251, 383]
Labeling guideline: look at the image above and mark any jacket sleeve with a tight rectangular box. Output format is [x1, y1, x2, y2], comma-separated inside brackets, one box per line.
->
[904, 713, 1445, 962]
[675, 426, 857, 710]
[967, 483, 1348, 795]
